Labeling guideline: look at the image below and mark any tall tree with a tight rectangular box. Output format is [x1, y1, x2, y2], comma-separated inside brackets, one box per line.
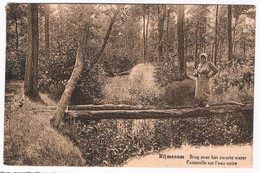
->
[142, 5, 146, 63]
[165, 8, 170, 60]
[145, 6, 150, 62]
[45, 4, 50, 59]
[157, 5, 166, 62]
[14, 8, 19, 50]
[24, 4, 39, 98]
[177, 5, 186, 75]
[213, 5, 219, 65]
[227, 5, 233, 61]
[194, 6, 200, 68]
[51, 7, 120, 128]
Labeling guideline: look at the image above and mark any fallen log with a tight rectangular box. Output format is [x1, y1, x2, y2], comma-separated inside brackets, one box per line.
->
[31, 104, 150, 111]
[68, 104, 148, 110]
[33, 104, 189, 111]
[67, 104, 253, 120]
[31, 102, 250, 111]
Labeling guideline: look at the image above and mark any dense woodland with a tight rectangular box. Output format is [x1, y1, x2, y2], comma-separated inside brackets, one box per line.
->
[6, 4, 255, 102]
[5, 4, 255, 166]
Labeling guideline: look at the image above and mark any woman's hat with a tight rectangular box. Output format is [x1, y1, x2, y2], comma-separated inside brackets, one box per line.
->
[200, 53, 208, 59]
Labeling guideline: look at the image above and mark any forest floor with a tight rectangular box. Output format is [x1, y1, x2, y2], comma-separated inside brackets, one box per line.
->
[4, 80, 86, 166]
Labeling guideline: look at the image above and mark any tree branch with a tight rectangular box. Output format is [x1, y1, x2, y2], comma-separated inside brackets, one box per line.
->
[86, 5, 121, 75]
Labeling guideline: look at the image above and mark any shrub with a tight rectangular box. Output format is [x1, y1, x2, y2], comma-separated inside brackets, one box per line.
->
[154, 60, 185, 87]
[153, 60, 196, 107]
[162, 78, 196, 106]
[5, 50, 26, 80]
[128, 63, 163, 106]
[102, 52, 137, 75]
[210, 60, 254, 104]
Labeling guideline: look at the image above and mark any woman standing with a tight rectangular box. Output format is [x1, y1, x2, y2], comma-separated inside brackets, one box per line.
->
[194, 53, 218, 107]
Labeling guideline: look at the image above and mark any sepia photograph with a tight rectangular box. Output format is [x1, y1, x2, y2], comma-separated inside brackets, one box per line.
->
[3, 2, 256, 169]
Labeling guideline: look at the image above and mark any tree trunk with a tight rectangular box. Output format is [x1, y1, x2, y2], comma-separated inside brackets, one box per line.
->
[45, 4, 50, 59]
[15, 16, 19, 50]
[228, 5, 233, 61]
[233, 17, 238, 54]
[86, 7, 120, 74]
[194, 28, 198, 68]
[24, 4, 39, 98]
[177, 5, 186, 76]
[145, 8, 150, 62]
[130, 31, 134, 53]
[218, 38, 224, 78]
[194, 9, 199, 68]
[51, 23, 90, 128]
[166, 8, 170, 60]
[211, 44, 214, 62]
[243, 40, 246, 58]
[214, 5, 219, 65]
[157, 5, 166, 62]
[143, 5, 146, 63]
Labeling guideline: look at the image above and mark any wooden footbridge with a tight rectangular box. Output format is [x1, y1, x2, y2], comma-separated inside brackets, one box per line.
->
[31, 102, 253, 122]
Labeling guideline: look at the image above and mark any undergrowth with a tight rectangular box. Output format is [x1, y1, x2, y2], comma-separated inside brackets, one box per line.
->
[4, 81, 85, 166]
[61, 111, 253, 166]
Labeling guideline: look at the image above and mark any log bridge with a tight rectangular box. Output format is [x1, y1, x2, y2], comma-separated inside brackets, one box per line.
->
[31, 102, 253, 121]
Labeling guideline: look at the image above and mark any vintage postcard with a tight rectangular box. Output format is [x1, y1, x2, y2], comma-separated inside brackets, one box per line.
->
[2, 2, 256, 169]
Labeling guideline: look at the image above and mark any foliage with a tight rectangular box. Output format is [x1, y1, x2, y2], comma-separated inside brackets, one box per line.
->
[162, 78, 196, 106]
[6, 50, 26, 80]
[154, 60, 185, 87]
[210, 60, 254, 104]
[102, 52, 137, 76]
[62, 111, 253, 166]
[6, 4, 27, 79]
[39, 43, 105, 104]
[5, 4, 255, 105]
[37, 4, 106, 104]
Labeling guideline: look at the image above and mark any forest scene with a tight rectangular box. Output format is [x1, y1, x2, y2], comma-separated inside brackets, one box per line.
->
[4, 4, 255, 167]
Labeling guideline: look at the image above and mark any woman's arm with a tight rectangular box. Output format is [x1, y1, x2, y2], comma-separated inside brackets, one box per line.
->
[208, 62, 218, 78]
[193, 64, 200, 77]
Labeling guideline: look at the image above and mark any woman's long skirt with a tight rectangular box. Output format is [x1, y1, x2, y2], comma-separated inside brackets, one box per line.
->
[195, 74, 210, 102]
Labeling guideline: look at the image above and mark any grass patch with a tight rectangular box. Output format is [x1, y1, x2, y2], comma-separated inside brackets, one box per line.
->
[4, 81, 85, 166]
